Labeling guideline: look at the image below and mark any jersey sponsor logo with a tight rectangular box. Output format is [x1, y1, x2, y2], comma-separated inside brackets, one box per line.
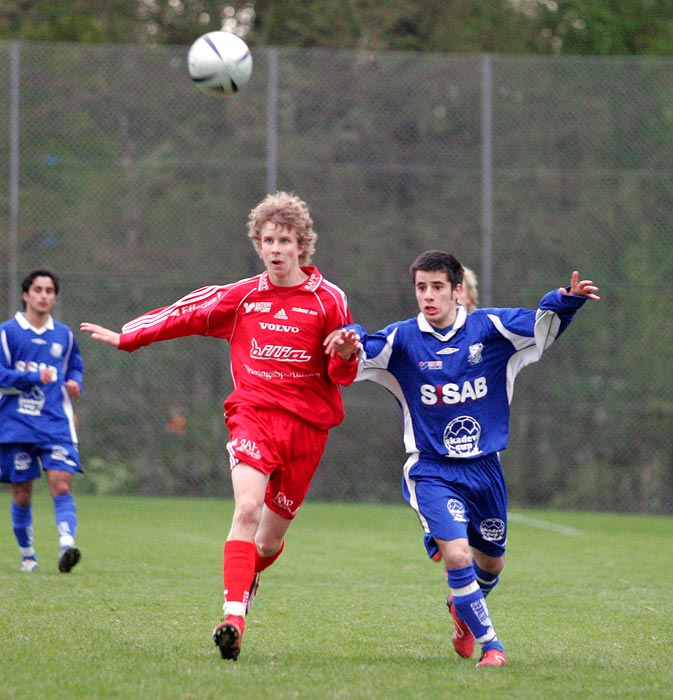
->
[480, 518, 506, 542]
[243, 364, 320, 380]
[273, 490, 299, 516]
[244, 301, 272, 314]
[229, 437, 262, 461]
[468, 342, 484, 365]
[274, 309, 288, 319]
[291, 306, 318, 316]
[419, 360, 443, 370]
[259, 322, 300, 333]
[420, 377, 487, 405]
[443, 415, 482, 457]
[15, 361, 58, 382]
[17, 386, 46, 416]
[179, 296, 220, 314]
[250, 338, 311, 362]
[304, 272, 321, 290]
[447, 498, 468, 523]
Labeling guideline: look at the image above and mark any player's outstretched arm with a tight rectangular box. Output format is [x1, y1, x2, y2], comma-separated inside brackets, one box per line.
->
[80, 322, 121, 348]
[560, 270, 600, 300]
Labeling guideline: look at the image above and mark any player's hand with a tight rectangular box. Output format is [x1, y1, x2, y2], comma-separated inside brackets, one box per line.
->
[324, 328, 361, 359]
[65, 379, 81, 399]
[39, 367, 52, 385]
[80, 322, 121, 348]
[560, 271, 600, 300]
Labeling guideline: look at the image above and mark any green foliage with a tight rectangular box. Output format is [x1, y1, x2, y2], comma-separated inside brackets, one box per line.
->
[1, 494, 672, 699]
[1, 1, 673, 54]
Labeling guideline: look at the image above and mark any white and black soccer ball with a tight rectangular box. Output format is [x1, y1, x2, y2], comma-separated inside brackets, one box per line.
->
[187, 31, 253, 96]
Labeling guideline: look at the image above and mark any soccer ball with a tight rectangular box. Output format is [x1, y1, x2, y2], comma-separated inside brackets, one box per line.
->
[187, 31, 253, 96]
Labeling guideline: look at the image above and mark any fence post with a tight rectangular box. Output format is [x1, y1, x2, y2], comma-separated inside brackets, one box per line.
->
[480, 53, 493, 307]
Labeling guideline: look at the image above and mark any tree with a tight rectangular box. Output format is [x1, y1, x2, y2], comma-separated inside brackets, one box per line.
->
[1, 0, 672, 55]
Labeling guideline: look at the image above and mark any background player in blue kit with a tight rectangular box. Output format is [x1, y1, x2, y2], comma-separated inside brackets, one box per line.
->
[326, 250, 599, 667]
[0, 269, 85, 573]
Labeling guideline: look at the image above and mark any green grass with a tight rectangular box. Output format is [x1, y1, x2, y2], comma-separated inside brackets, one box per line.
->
[1, 490, 672, 700]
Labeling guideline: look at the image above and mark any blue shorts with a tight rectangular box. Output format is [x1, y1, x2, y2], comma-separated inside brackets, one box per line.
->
[402, 452, 508, 559]
[0, 443, 82, 483]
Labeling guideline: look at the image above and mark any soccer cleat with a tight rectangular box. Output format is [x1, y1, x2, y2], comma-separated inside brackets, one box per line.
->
[58, 546, 81, 573]
[213, 615, 245, 660]
[20, 557, 39, 573]
[447, 595, 475, 658]
[476, 648, 508, 667]
[246, 572, 261, 614]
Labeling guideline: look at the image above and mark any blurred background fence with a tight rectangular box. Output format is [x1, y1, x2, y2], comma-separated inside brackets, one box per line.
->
[1, 41, 672, 512]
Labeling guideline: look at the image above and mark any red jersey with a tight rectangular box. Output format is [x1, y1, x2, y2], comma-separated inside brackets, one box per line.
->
[118, 267, 356, 431]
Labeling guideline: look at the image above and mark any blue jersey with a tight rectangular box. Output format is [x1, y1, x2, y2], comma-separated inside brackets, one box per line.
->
[350, 289, 586, 460]
[0, 312, 84, 445]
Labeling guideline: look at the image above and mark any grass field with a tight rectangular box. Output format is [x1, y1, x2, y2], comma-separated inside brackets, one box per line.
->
[1, 490, 671, 700]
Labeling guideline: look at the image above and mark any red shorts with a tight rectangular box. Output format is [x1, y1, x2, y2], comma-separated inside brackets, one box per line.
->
[225, 406, 329, 520]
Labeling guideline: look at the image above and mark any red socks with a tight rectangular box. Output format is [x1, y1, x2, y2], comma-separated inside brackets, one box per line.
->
[223, 540, 256, 615]
[254, 539, 285, 573]
[222, 538, 286, 616]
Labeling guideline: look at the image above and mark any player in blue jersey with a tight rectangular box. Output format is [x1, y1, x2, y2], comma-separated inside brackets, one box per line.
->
[0, 269, 85, 573]
[326, 250, 599, 667]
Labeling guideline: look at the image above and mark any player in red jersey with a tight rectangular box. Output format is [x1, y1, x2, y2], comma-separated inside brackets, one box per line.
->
[81, 191, 360, 660]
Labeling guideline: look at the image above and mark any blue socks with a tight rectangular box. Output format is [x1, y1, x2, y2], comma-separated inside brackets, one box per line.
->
[54, 493, 78, 549]
[448, 564, 504, 651]
[473, 558, 499, 597]
[12, 502, 35, 557]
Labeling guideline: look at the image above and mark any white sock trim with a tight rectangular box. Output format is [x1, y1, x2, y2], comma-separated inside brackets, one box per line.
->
[223, 602, 247, 618]
[450, 581, 480, 597]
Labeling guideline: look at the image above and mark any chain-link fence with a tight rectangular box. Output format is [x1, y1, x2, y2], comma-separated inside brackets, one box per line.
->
[1, 41, 672, 512]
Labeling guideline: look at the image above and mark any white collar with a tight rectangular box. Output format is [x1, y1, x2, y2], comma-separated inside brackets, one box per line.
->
[15, 311, 55, 335]
[416, 305, 467, 341]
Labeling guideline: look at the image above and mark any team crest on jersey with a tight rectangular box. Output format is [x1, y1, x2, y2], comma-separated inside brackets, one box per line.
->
[467, 343, 483, 365]
[50, 342, 63, 358]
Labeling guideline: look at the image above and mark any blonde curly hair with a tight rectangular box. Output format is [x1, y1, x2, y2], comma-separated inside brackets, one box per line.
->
[459, 266, 479, 313]
[247, 191, 318, 265]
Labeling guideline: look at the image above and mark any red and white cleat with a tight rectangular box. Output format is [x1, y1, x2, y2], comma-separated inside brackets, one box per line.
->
[447, 595, 475, 658]
[476, 648, 508, 667]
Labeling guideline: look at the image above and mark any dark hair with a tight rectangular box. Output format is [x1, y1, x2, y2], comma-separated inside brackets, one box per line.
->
[409, 250, 463, 287]
[21, 268, 60, 309]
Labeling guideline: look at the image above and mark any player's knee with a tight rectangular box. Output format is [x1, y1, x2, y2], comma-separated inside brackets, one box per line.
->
[255, 535, 283, 558]
[437, 538, 472, 569]
[233, 497, 263, 530]
[12, 482, 32, 507]
[474, 552, 505, 576]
